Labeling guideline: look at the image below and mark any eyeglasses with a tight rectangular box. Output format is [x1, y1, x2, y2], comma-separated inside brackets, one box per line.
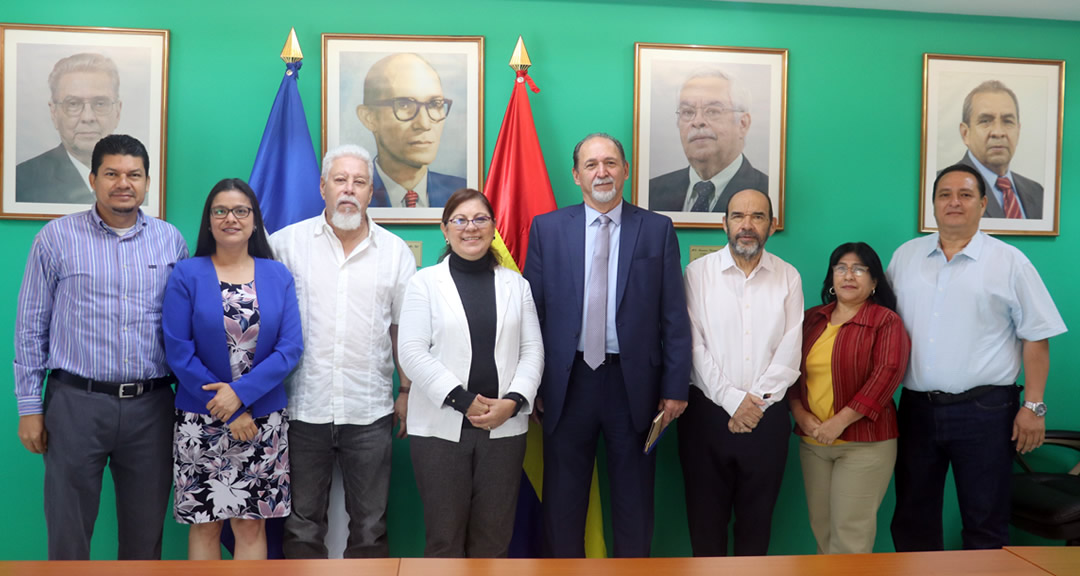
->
[445, 215, 493, 229]
[367, 97, 452, 122]
[211, 206, 253, 220]
[54, 97, 117, 117]
[832, 264, 870, 277]
[676, 105, 744, 123]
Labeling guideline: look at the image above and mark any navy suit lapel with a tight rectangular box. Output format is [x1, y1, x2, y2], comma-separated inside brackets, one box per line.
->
[371, 168, 391, 208]
[616, 202, 641, 312]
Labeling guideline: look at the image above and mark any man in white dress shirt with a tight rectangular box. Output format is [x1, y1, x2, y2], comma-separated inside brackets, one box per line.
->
[269, 144, 416, 558]
[680, 188, 802, 556]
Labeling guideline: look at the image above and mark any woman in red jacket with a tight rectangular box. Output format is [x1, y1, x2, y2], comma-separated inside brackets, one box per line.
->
[789, 242, 910, 554]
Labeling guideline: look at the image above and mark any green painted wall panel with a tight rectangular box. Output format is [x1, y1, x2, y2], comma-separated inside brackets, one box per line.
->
[1, 0, 1075, 559]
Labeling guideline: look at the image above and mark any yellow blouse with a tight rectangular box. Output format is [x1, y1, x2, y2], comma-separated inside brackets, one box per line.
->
[803, 323, 846, 446]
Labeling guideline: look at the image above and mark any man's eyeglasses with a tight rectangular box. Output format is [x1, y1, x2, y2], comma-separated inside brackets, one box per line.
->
[368, 97, 452, 122]
[211, 206, 253, 220]
[54, 97, 118, 117]
[676, 105, 743, 123]
[445, 216, 493, 229]
[832, 264, 870, 277]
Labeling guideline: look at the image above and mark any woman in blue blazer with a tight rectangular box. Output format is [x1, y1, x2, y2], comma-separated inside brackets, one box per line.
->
[163, 178, 303, 560]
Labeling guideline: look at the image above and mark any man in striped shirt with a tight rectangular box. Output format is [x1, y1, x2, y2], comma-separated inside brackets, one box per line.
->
[14, 134, 188, 560]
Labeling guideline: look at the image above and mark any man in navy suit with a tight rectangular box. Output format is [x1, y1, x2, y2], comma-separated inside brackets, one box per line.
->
[524, 133, 691, 558]
[356, 53, 465, 208]
[648, 69, 768, 214]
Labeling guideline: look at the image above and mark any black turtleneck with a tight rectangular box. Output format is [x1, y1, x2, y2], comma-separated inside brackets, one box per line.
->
[443, 252, 525, 423]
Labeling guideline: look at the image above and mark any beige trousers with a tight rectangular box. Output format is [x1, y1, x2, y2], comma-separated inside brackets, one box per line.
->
[799, 438, 897, 554]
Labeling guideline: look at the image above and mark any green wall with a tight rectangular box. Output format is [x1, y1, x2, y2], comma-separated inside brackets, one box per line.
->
[1, 0, 1076, 560]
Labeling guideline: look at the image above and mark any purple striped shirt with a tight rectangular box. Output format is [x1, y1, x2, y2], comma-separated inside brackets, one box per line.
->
[14, 208, 188, 415]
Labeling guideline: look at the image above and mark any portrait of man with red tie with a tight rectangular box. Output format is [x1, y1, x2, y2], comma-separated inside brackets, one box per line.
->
[921, 55, 1063, 235]
[954, 80, 1043, 220]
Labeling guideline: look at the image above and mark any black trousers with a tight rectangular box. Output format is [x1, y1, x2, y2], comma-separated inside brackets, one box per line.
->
[678, 385, 790, 556]
[542, 356, 656, 558]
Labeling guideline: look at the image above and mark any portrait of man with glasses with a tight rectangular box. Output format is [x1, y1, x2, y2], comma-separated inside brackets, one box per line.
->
[355, 52, 466, 209]
[648, 67, 769, 214]
[16, 52, 123, 204]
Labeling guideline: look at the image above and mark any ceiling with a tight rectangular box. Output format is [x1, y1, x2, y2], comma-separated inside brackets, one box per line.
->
[711, 0, 1080, 22]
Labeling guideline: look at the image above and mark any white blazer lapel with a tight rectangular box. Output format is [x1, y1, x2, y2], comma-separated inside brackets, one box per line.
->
[435, 260, 471, 349]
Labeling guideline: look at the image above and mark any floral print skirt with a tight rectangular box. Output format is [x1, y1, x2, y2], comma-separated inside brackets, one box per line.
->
[172, 409, 291, 524]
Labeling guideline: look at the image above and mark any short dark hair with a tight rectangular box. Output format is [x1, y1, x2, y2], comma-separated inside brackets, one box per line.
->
[194, 178, 275, 260]
[440, 188, 500, 269]
[934, 163, 985, 198]
[572, 133, 626, 169]
[723, 188, 773, 221]
[962, 80, 1020, 125]
[820, 242, 897, 312]
[91, 134, 149, 176]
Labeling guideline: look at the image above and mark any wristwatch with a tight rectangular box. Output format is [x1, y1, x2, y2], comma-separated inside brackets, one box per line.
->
[1023, 401, 1047, 417]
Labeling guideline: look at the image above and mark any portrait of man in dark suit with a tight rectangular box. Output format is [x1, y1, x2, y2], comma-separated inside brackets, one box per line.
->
[649, 68, 768, 214]
[955, 80, 1042, 219]
[355, 53, 465, 209]
[16, 53, 121, 204]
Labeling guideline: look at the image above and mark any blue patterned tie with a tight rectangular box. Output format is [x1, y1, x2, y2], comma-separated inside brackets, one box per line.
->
[690, 181, 715, 212]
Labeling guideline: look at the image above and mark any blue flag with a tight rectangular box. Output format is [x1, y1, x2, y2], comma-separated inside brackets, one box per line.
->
[250, 60, 322, 235]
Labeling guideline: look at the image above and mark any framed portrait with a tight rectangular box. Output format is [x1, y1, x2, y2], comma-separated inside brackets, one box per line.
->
[632, 42, 787, 229]
[0, 23, 169, 220]
[323, 33, 484, 225]
[921, 54, 1064, 236]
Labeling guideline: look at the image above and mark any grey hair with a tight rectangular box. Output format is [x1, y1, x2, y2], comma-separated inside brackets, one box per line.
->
[321, 144, 374, 181]
[679, 67, 751, 115]
[962, 80, 1020, 125]
[48, 53, 120, 101]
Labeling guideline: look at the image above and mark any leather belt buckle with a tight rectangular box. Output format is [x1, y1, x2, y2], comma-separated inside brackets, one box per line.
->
[118, 382, 144, 398]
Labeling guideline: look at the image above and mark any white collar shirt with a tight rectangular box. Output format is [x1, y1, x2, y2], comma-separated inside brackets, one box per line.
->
[887, 231, 1065, 393]
[683, 245, 803, 416]
[269, 214, 417, 424]
[376, 158, 429, 208]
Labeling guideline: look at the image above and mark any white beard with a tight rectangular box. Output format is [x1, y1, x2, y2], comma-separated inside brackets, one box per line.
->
[590, 177, 619, 203]
[330, 209, 365, 231]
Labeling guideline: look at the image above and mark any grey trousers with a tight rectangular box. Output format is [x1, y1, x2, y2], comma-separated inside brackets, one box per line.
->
[410, 428, 527, 558]
[284, 416, 393, 558]
[42, 380, 174, 560]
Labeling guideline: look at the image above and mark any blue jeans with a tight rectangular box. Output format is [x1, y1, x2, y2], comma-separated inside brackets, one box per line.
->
[891, 385, 1019, 551]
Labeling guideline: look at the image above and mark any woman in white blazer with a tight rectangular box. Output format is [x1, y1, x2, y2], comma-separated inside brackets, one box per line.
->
[399, 188, 543, 558]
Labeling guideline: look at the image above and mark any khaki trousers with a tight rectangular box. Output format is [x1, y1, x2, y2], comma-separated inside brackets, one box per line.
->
[799, 438, 897, 554]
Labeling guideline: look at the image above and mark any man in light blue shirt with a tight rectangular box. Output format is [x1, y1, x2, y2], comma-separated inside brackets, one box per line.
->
[887, 163, 1065, 551]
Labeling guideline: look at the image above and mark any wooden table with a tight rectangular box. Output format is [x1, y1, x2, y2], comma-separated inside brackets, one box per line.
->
[0, 558, 401, 576]
[1005, 546, 1080, 575]
[398, 550, 1050, 576]
[2, 549, 1077, 576]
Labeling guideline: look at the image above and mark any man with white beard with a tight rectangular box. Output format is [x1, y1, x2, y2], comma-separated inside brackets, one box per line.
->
[524, 133, 691, 557]
[680, 188, 802, 556]
[269, 144, 416, 558]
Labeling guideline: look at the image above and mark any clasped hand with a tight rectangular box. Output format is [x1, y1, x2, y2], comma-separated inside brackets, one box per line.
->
[203, 382, 242, 422]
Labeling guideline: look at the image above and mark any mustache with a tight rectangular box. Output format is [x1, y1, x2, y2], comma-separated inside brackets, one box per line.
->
[592, 176, 615, 188]
[687, 127, 718, 140]
[337, 196, 360, 208]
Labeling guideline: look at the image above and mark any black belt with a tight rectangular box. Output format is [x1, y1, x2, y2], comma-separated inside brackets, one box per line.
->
[908, 384, 1003, 406]
[574, 351, 620, 365]
[49, 369, 175, 398]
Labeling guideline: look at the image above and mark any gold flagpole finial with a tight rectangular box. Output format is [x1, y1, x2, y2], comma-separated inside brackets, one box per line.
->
[509, 36, 531, 71]
[281, 27, 303, 63]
